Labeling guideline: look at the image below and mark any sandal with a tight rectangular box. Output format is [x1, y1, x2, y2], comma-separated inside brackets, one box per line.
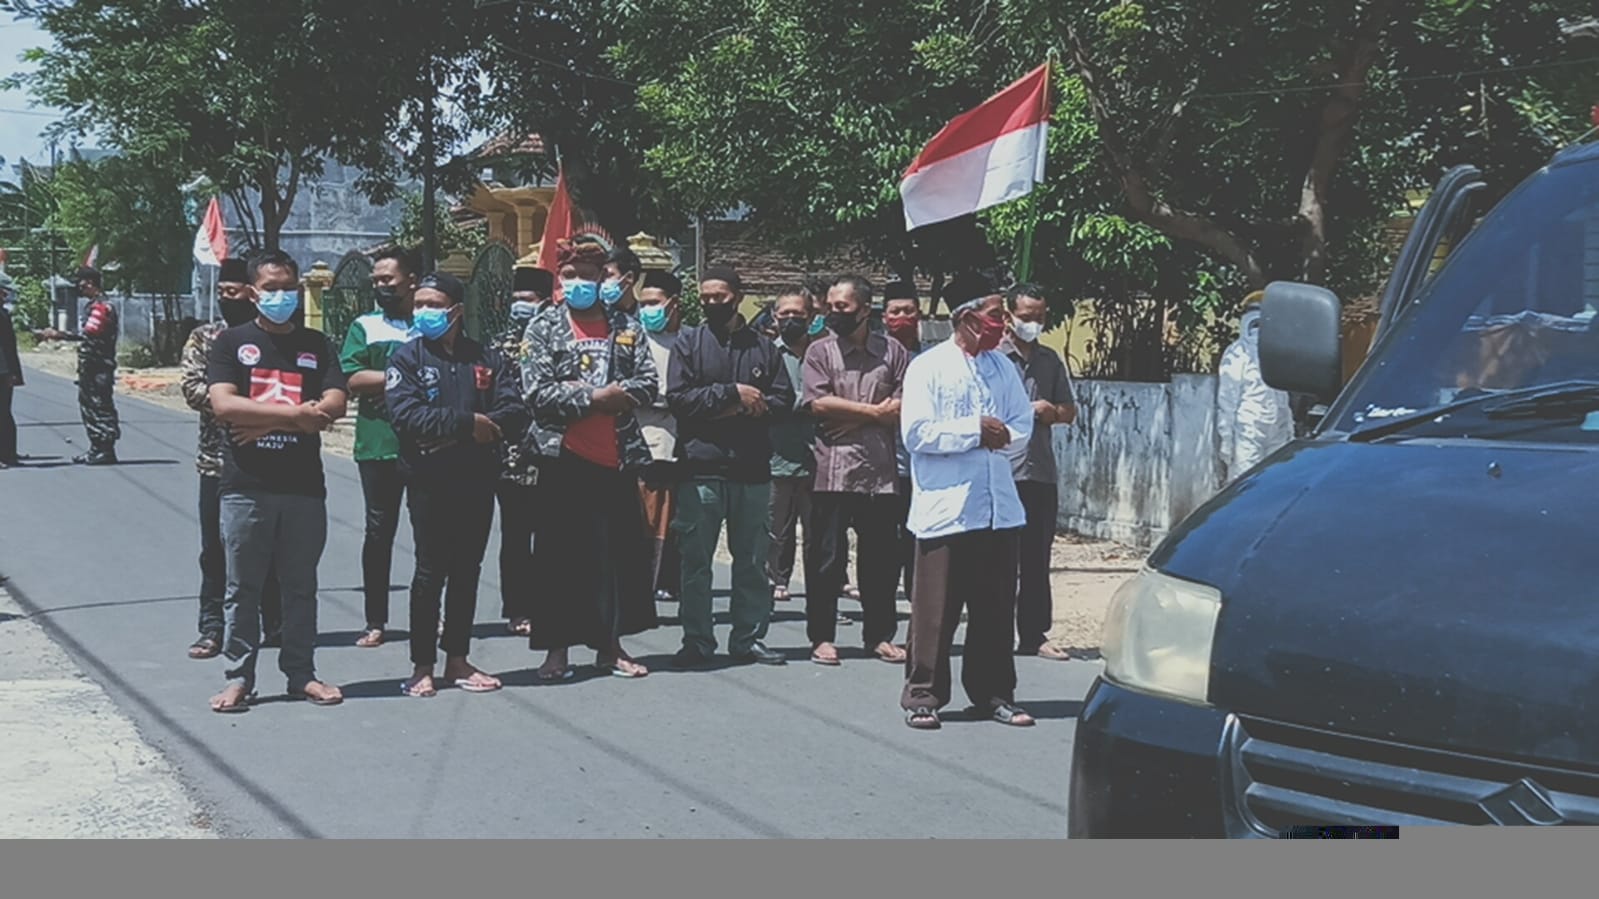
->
[355, 627, 384, 648]
[289, 682, 344, 706]
[969, 700, 1035, 727]
[598, 658, 649, 679]
[451, 672, 503, 693]
[905, 706, 941, 730]
[872, 643, 907, 664]
[188, 635, 222, 660]
[400, 675, 437, 698]
[772, 586, 790, 602]
[1036, 644, 1071, 661]
[209, 685, 256, 714]
[810, 644, 841, 667]
[508, 618, 532, 637]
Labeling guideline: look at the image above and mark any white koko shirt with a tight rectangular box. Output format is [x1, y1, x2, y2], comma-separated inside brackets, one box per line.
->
[900, 338, 1033, 539]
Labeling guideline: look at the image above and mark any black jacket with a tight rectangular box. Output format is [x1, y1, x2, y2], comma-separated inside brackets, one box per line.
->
[666, 319, 794, 482]
[384, 333, 528, 486]
[0, 306, 22, 384]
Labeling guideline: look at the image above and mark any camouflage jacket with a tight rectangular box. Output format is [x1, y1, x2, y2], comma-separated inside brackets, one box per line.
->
[77, 300, 119, 370]
[180, 321, 226, 477]
[518, 304, 658, 472]
[495, 312, 539, 485]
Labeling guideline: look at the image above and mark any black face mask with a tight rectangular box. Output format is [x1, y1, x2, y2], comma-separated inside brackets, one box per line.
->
[779, 317, 809, 342]
[703, 302, 737, 328]
[219, 299, 257, 327]
[374, 285, 406, 314]
[826, 310, 863, 337]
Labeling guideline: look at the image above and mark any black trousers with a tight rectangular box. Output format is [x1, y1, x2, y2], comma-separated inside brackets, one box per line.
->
[198, 474, 279, 640]
[901, 528, 1021, 711]
[1016, 480, 1058, 652]
[357, 459, 406, 628]
[895, 476, 915, 600]
[496, 480, 541, 621]
[805, 491, 900, 647]
[406, 477, 495, 667]
[529, 452, 658, 652]
[78, 365, 119, 449]
[0, 380, 16, 462]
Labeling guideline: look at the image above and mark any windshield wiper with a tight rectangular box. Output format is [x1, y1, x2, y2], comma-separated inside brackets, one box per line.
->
[1347, 380, 1599, 443]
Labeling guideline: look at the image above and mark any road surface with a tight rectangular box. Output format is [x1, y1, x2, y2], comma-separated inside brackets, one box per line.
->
[0, 365, 1099, 838]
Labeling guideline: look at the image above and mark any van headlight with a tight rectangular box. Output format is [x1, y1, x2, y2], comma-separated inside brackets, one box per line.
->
[1101, 568, 1222, 705]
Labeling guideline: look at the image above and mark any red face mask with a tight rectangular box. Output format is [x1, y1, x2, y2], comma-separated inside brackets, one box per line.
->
[887, 316, 919, 339]
[970, 314, 1006, 352]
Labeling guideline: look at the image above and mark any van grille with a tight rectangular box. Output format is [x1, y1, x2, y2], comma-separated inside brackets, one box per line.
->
[1226, 716, 1599, 830]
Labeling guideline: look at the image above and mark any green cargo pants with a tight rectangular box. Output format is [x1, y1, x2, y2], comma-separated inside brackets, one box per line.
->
[674, 477, 773, 657]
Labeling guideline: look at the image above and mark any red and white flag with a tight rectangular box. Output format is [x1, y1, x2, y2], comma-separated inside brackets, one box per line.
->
[192, 197, 228, 267]
[900, 63, 1052, 231]
[82, 244, 99, 268]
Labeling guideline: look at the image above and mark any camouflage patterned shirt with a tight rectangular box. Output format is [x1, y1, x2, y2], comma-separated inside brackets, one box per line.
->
[180, 321, 226, 477]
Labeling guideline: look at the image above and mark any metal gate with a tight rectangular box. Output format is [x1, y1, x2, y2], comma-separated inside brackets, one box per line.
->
[465, 241, 516, 342]
[322, 250, 374, 346]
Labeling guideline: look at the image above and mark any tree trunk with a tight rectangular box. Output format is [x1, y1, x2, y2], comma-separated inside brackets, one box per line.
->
[1296, 0, 1397, 282]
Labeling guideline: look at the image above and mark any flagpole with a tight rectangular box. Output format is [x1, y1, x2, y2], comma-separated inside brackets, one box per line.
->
[1015, 53, 1055, 284]
[208, 264, 215, 324]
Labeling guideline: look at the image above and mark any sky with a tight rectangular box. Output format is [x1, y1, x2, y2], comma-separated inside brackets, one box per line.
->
[0, 16, 61, 175]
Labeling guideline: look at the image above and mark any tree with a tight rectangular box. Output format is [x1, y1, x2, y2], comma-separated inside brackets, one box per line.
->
[605, 0, 1598, 307]
[3, 0, 491, 253]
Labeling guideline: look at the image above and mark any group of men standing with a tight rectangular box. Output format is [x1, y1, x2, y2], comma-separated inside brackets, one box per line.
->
[71, 236, 1079, 728]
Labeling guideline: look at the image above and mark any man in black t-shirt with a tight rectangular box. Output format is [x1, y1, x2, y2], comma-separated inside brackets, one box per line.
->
[204, 250, 348, 713]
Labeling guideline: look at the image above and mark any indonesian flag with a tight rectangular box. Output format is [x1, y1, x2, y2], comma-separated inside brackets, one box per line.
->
[535, 166, 575, 274]
[82, 244, 98, 268]
[900, 63, 1052, 231]
[192, 197, 228, 267]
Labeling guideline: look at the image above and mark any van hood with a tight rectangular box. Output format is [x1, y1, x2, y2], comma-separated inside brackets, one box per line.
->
[1150, 439, 1599, 770]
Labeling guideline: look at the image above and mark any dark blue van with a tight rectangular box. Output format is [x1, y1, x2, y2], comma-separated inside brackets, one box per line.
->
[1069, 147, 1599, 836]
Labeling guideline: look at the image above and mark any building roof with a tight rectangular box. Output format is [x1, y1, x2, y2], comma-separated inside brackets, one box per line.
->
[703, 220, 932, 298]
[464, 132, 546, 160]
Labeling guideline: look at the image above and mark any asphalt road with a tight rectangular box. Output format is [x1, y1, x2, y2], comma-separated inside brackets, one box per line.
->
[0, 366, 1100, 838]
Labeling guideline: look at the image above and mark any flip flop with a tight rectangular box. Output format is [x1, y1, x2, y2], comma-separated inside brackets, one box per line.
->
[598, 661, 649, 679]
[536, 666, 575, 683]
[210, 689, 257, 714]
[400, 679, 437, 698]
[289, 687, 344, 707]
[1036, 645, 1072, 661]
[905, 706, 941, 730]
[967, 701, 1035, 727]
[810, 650, 841, 667]
[188, 636, 222, 660]
[452, 676, 502, 693]
[355, 628, 384, 648]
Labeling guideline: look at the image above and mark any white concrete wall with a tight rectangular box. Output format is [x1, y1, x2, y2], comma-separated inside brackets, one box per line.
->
[1053, 375, 1222, 547]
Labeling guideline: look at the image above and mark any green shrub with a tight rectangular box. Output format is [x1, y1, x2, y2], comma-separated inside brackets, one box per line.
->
[117, 344, 158, 369]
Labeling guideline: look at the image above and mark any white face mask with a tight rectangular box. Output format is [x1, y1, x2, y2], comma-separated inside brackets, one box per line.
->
[1012, 320, 1044, 343]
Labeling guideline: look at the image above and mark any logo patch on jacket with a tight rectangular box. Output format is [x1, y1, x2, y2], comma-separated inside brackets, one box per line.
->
[296, 352, 318, 370]
[384, 367, 401, 391]
[420, 366, 440, 386]
[616, 329, 636, 347]
[237, 343, 261, 365]
[473, 364, 493, 391]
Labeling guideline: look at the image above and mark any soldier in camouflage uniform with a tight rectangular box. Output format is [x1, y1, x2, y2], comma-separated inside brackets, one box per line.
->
[35, 267, 120, 464]
[179, 257, 282, 659]
[494, 266, 554, 636]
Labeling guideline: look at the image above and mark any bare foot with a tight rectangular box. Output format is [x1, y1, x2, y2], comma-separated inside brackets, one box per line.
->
[355, 627, 384, 648]
[209, 683, 252, 713]
[1036, 644, 1071, 661]
[872, 642, 907, 663]
[537, 648, 571, 681]
[811, 642, 841, 666]
[598, 644, 648, 678]
[508, 618, 532, 636]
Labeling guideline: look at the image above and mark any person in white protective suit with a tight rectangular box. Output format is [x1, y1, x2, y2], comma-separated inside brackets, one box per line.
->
[1216, 292, 1294, 483]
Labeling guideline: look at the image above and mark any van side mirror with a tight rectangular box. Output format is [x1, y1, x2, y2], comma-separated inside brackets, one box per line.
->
[1259, 281, 1342, 402]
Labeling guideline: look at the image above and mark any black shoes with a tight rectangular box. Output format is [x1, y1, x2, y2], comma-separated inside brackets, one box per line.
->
[72, 448, 117, 466]
[732, 642, 787, 666]
[672, 646, 714, 669]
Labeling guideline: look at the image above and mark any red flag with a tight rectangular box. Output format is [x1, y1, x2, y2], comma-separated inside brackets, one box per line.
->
[900, 63, 1052, 230]
[83, 244, 99, 268]
[536, 167, 575, 274]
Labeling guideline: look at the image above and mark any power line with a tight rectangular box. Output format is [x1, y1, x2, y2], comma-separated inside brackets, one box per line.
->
[0, 107, 64, 118]
[1191, 53, 1599, 100]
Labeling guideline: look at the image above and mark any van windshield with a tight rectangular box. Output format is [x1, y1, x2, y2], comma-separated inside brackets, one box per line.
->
[1340, 159, 1599, 435]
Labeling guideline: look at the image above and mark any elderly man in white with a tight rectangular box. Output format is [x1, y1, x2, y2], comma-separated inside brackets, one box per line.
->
[898, 274, 1036, 731]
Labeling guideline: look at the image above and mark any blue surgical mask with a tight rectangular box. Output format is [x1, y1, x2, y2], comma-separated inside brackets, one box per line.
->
[510, 300, 539, 320]
[563, 279, 598, 310]
[599, 278, 625, 306]
[807, 315, 826, 336]
[639, 305, 669, 332]
[257, 289, 300, 325]
[414, 306, 453, 340]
